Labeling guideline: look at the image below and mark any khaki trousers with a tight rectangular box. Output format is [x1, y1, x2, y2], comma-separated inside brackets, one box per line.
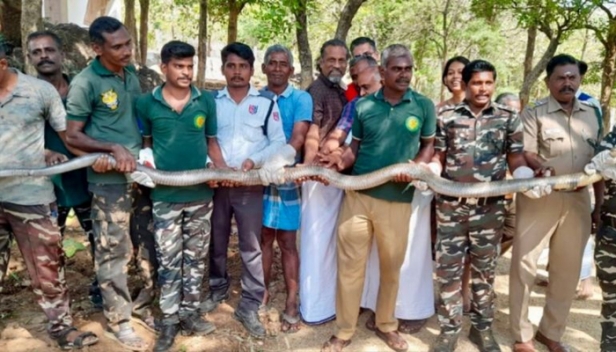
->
[509, 191, 591, 342]
[334, 191, 411, 340]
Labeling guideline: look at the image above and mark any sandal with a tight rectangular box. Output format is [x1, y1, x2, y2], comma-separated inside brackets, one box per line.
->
[375, 329, 409, 352]
[281, 312, 301, 333]
[131, 315, 159, 334]
[398, 319, 427, 334]
[104, 326, 149, 351]
[321, 335, 351, 352]
[55, 327, 99, 350]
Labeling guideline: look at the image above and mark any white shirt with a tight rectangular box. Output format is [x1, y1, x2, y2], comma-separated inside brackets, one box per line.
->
[214, 86, 286, 168]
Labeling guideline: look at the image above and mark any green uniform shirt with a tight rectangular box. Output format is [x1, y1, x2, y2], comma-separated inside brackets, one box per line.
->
[137, 84, 217, 203]
[351, 88, 436, 203]
[66, 58, 142, 185]
[44, 74, 90, 208]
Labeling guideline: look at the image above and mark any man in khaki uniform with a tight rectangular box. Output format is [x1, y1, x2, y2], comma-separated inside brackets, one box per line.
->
[509, 54, 603, 352]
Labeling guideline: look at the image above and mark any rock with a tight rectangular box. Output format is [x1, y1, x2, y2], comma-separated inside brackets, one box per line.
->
[1, 324, 33, 339]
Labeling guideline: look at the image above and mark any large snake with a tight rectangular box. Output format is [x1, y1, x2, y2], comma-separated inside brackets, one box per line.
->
[0, 153, 607, 198]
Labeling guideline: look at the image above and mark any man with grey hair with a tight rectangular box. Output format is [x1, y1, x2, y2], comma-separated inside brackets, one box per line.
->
[259, 44, 313, 332]
[320, 44, 436, 352]
[299, 39, 349, 325]
[321, 54, 379, 154]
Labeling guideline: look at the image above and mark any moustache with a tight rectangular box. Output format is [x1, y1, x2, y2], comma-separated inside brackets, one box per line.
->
[37, 60, 54, 67]
[231, 76, 244, 81]
[396, 79, 410, 84]
[559, 87, 575, 94]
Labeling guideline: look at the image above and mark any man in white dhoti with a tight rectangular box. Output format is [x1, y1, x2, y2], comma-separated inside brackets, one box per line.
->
[299, 39, 349, 324]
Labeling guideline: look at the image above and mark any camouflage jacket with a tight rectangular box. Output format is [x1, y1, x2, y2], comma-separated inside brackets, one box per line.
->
[435, 101, 523, 183]
[598, 125, 616, 218]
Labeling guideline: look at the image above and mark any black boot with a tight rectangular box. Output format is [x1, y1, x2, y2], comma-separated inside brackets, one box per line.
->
[180, 313, 216, 336]
[153, 324, 179, 352]
[199, 290, 229, 313]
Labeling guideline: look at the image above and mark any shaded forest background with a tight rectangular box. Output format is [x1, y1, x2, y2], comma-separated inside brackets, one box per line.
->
[2, 0, 616, 125]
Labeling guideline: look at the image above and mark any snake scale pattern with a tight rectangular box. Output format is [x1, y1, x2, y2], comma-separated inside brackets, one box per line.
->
[0, 153, 604, 198]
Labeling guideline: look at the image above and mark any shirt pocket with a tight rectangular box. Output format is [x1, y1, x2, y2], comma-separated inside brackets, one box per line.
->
[540, 127, 567, 157]
[243, 116, 265, 142]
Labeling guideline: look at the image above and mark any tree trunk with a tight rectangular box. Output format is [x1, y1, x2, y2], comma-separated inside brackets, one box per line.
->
[519, 37, 559, 109]
[197, 0, 208, 89]
[138, 0, 149, 66]
[124, 0, 140, 64]
[294, 0, 312, 88]
[1, 0, 22, 48]
[333, 0, 367, 42]
[523, 25, 536, 81]
[439, 0, 452, 102]
[599, 19, 616, 130]
[21, 0, 42, 74]
[227, 0, 242, 44]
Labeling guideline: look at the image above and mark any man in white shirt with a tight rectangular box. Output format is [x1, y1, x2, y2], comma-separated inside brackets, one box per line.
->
[200, 42, 286, 338]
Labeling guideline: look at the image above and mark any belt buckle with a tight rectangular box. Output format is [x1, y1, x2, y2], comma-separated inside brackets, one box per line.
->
[466, 197, 478, 205]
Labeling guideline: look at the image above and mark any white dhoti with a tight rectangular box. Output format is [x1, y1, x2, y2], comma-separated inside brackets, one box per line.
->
[360, 189, 435, 319]
[299, 181, 344, 324]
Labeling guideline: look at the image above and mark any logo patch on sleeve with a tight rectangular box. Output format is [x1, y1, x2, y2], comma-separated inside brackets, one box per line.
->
[101, 89, 119, 110]
[194, 115, 206, 129]
[248, 105, 258, 114]
[273, 111, 280, 121]
[405, 116, 420, 132]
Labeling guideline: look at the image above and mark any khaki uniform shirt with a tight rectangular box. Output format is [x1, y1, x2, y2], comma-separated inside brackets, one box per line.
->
[522, 95, 600, 176]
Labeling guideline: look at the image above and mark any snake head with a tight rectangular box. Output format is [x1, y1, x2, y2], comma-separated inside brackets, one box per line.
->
[126, 171, 156, 188]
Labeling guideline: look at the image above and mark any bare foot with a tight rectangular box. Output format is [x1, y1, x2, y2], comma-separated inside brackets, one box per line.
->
[576, 277, 594, 300]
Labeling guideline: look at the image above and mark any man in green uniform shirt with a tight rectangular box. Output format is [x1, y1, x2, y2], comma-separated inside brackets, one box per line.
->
[136, 41, 226, 352]
[320, 44, 436, 352]
[65, 16, 153, 351]
[26, 29, 102, 308]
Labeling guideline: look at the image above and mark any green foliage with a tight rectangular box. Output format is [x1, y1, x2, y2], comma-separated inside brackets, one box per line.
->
[62, 237, 86, 259]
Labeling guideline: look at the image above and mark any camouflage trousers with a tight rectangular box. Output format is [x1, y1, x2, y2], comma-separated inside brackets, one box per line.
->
[596, 222, 616, 351]
[90, 183, 157, 326]
[130, 185, 157, 320]
[0, 202, 72, 336]
[153, 200, 212, 324]
[435, 196, 506, 335]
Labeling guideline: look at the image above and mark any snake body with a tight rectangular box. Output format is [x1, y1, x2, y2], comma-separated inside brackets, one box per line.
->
[0, 153, 604, 198]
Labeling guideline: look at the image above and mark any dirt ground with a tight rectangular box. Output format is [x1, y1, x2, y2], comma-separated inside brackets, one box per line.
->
[0, 217, 601, 352]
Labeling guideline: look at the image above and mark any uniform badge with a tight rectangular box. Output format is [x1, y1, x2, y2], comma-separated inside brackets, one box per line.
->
[194, 114, 206, 129]
[249, 105, 258, 114]
[405, 116, 420, 132]
[101, 89, 119, 110]
[273, 111, 280, 121]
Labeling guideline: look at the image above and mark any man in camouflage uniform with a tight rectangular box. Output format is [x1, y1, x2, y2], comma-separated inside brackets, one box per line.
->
[25, 30, 103, 308]
[65, 16, 155, 351]
[136, 41, 226, 352]
[588, 126, 616, 352]
[432, 60, 540, 352]
[0, 43, 99, 349]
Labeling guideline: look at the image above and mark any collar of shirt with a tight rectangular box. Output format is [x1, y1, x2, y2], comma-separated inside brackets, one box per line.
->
[10, 69, 29, 99]
[91, 56, 136, 77]
[547, 94, 587, 114]
[218, 85, 260, 101]
[261, 84, 293, 99]
[373, 87, 413, 103]
[151, 83, 201, 108]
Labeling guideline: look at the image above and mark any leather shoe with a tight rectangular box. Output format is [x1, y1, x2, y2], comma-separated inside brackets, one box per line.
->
[199, 290, 229, 313]
[535, 331, 570, 352]
[512, 340, 535, 352]
[234, 309, 265, 338]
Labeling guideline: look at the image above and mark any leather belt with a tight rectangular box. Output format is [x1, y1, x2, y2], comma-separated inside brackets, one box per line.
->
[439, 195, 504, 206]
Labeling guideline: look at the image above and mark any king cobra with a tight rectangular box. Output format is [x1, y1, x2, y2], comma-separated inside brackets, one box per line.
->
[0, 153, 608, 198]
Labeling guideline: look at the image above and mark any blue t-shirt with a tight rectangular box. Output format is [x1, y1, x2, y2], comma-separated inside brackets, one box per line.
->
[261, 85, 313, 141]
